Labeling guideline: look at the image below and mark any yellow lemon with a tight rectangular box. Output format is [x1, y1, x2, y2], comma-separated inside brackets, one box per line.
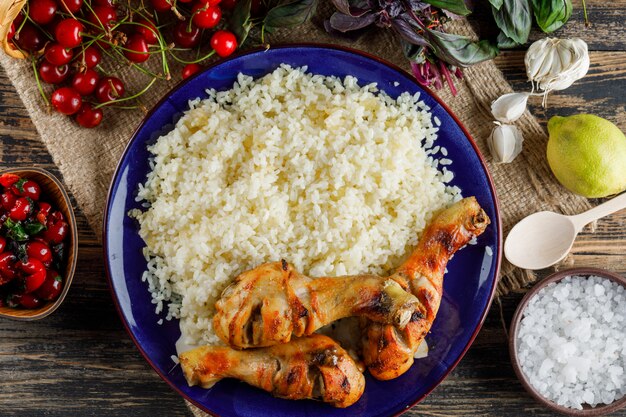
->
[547, 114, 626, 198]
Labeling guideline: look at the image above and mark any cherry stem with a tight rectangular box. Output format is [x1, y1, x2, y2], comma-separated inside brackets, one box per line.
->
[168, 48, 215, 65]
[93, 76, 157, 109]
[31, 58, 49, 106]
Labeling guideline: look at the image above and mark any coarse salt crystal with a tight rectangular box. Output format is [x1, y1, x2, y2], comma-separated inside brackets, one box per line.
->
[516, 275, 626, 409]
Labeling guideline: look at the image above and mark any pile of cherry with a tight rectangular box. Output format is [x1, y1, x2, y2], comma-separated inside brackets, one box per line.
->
[0, 174, 68, 309]
[7, 0, 239, 128]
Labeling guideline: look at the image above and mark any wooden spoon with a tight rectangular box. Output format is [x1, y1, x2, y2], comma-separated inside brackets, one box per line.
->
[0, 168, 78, 320]
[504, 192, 626, 270]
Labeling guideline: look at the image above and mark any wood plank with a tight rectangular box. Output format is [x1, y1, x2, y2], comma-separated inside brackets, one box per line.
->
[0, 9, 625, 416]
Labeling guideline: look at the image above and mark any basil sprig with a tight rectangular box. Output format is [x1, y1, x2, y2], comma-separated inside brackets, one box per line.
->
[491, 0, 532, 47]
[531, 0, 572, 33]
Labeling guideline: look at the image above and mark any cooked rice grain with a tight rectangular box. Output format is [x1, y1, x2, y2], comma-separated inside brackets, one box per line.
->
[132, 65, 460, 346]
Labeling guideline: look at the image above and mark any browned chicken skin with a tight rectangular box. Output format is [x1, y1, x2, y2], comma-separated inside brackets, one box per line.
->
[213, 261, 420, 348]
[179, 334, 365, 408]
[361, 197, 490, 380]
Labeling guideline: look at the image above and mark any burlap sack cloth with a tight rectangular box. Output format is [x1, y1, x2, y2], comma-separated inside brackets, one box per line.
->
[0, 4, 591, 414]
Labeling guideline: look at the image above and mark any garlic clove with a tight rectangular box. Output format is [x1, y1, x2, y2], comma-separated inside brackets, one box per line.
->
[526, 38, 552, 83]
[491, 92, 530, 123]
[487, 123, 524, 163]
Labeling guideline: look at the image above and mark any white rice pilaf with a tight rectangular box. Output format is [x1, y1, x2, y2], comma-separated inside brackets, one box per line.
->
[132, 65, 461, 346]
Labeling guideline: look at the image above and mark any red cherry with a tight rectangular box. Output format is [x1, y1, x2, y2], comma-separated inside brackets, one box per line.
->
[36, 202, 52, 224]
[0, 192, 16, 211]
[7, 23, 16, 41]
[77, 46, 102, 69]
[95, 76, 125, 103]
[51, 87, 82, 115]
[16, 180, 41, 201]
[75, 103, 103, 128]
[44, 43, 73, 66]
[0, 237, 5, 253]
[27, 241, 53, 265]
[87, 5, 117, 30]
[92, 0, 114, 4]
[150, 0, 172, 12]
[55, 19, 83, 48]
[210, 30, 237, 58]
[198, 0, 222, 5]
[58, 0, 83, 13]
[14, 23, 45, 52]
[0, 252, 16, 285]
[192, 4, 222, 29]
[43, 212, 68, 244]
[124, 33, 150, 63]
[178, 0, 193, 3]
[172, 21, 200, 48]
[9, 197, 31, 221]
[134, 18, 159, 45]
[36, 269, 63, 301]
[182, 63, 202, 79]
[29, 0, 57, 25]
[39, 61, 70, 84]
[71, 69, 99, 96]
[18, 293, 45, 309]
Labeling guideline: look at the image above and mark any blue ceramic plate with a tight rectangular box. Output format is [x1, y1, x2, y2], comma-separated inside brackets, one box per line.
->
[104, 44, 502, 417]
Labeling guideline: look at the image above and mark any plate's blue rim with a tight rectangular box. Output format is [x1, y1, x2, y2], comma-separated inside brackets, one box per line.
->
[102, 43, 503, 417]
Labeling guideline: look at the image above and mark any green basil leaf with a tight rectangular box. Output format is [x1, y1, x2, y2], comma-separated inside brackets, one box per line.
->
[531, 0, 572, 33]
[230, 0, 252, 45]
[491, 0, 531, 45]
[13, 178, 27, 193]
[488, 0, 504, 10]
[421, 0, 471, 16]
[496, 30, 518, 49]
[24, 221, 46, 236]
[422, 28, 499, 67]
[264, 0, 319, 30]
[5, 218, 29, 242]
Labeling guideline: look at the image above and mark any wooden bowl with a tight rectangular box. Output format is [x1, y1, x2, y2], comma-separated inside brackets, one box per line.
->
[509, 267, 626, 416]
[0, 167, 78, 320]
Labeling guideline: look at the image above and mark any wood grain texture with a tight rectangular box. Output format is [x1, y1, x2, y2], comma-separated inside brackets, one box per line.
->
[0, 7, 625, 417]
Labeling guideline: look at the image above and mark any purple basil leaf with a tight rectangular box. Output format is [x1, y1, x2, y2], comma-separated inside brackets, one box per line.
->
[331, 0, 352, 15]
[422, 28, 499, 67]
[392, 18, 431, 47]
[329, 12, 376, 32]
[343, 0, 374, 17]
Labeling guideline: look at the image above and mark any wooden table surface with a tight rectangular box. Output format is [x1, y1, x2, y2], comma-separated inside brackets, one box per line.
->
[0, 4, 624, 416]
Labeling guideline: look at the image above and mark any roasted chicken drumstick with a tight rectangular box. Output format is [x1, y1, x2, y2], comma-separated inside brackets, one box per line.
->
[179, 334, 365, 408]
[213, 261, 420, 348]
[362, 196, 490, 380]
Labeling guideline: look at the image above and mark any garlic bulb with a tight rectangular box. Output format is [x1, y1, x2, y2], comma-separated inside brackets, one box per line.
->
[487, 123, 523, 163]
[491, 92, 530, 123]
[525, 37, 590, 94]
